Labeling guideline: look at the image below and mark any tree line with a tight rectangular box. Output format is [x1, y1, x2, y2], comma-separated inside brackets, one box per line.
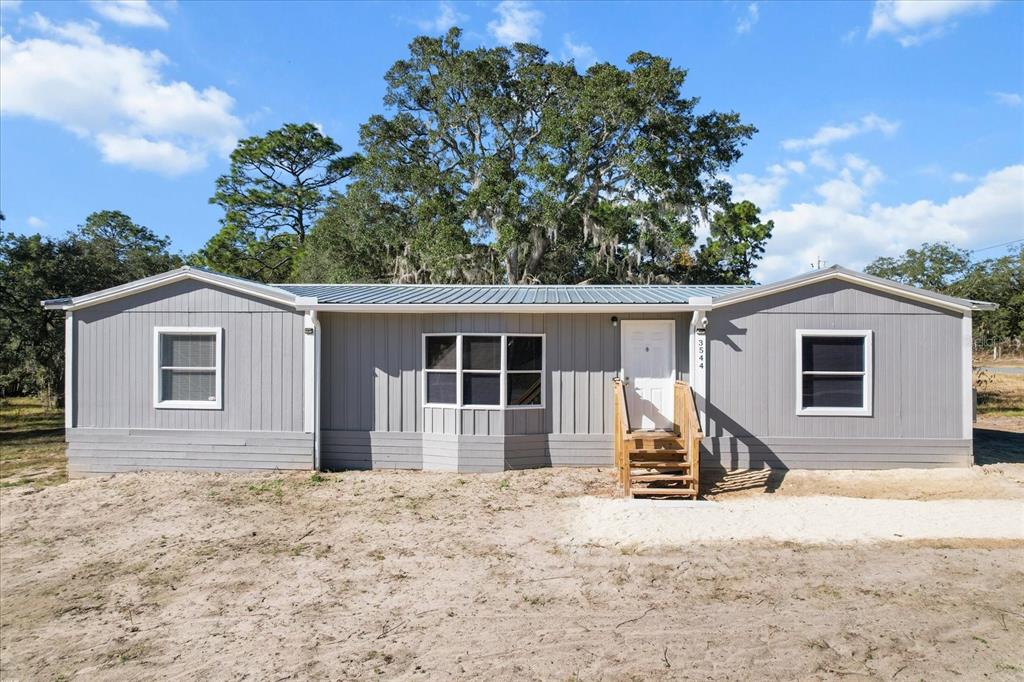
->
[197, 31, 773, 286]
[2, 28, 1019, 402]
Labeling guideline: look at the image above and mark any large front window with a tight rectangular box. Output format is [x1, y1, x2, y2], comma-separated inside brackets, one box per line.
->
[796, 330, 872, 416]
[424, 334, 544, 408]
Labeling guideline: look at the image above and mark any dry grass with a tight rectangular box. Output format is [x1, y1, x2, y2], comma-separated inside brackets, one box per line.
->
[0, 397, 66, 489]
[976, 371, 1024, 417]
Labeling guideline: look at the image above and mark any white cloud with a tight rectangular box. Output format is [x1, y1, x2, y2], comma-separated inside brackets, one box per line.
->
[951, 171, 972, 183]
[785, 160, 807, 174]
[562, 34, 595, 68]
[96, 133, 204, 174]
[781, 114, 899, 151]
[90, 1, 168, 29]
[755, 164, 1024, 282]
[809, 150, 836, 171]
[416, 1, 466, 33]
[731, 163, 791, 210]
[991, 91, 1022, 107]
[1, 0, 23, 13]
[488, 1, 542, 45]
[868, 0, 995, 47]
[736, 3, 759, 35]
[26, 215, 45, 228]
[0, 15, 242, 176]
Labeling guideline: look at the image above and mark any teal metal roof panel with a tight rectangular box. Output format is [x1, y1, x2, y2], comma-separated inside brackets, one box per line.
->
[273, 283, 753, 305]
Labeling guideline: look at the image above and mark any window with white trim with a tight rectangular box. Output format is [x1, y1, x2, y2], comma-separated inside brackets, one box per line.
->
[154, 327, 223, 409]
[796, 330, 872, 416]
[423, 333, 544, 408]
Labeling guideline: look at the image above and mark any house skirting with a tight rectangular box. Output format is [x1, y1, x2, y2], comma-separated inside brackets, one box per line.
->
[701, 437, 973, 470]
[321, 431, 614, 473]
[66, 428, 313, 477]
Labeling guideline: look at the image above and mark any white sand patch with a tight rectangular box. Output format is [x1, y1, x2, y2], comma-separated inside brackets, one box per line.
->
[570, 495, 1024, 546]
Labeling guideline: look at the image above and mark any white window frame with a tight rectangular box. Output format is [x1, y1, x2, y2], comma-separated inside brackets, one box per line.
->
[153, 326, 223, 410]
[795, 329, 872, 417]
[422, 332, 545, 410]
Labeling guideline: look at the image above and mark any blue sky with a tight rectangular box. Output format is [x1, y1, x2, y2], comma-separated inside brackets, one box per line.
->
[1, 0, 1022, 282]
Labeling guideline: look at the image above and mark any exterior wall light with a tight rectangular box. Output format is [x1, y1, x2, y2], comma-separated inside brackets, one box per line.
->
[611, 316, 619, 327]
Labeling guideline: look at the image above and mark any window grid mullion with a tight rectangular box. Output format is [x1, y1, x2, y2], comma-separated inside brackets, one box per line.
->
[456, 335, 463, 407]
[500, 333, 507, 408]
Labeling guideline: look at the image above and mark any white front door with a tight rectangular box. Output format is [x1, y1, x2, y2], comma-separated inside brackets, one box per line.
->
[620, 320, 675, 430]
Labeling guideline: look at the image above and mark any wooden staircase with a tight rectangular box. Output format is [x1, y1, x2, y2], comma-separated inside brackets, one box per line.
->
[613, 378, 703, 499]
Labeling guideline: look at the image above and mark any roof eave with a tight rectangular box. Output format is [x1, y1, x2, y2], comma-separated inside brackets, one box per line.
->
[711, 266, 986, 314]
[295, 302, 715, 313]
[41, 298, 73, 310]
[40, 267, 300, 312]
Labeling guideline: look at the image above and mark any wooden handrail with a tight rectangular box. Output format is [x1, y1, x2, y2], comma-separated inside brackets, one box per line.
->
[612, 378, 632, 496]
[613, 378, 702, 498]
[675, 380, 703, 495]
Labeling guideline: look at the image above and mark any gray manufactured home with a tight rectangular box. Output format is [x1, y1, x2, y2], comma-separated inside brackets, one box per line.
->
[43, 265, 994, 478]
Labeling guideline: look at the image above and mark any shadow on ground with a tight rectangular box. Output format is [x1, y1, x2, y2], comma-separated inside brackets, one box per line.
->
[974, 427, 1024, 465]
[701, 468, 786, 497]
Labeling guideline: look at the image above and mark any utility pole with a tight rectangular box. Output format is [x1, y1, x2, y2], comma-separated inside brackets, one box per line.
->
[810, 257, 826, 270]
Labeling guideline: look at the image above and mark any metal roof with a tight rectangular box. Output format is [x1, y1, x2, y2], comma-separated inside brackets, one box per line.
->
[273, 283, 752, 306]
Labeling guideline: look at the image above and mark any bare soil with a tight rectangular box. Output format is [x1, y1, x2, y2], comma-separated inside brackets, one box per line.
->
[2, 466, 1023, 680]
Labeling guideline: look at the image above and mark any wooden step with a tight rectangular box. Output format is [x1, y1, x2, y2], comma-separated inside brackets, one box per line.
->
[630, 473, 695, 482]
[630, 487, 698, 497]
[627, 430, 679, 441]
[629, 461, 692, 469]
[630, 449, 688, 458]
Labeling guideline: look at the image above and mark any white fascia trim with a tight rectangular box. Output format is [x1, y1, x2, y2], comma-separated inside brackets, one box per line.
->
[54, 269, 298, 311]
[962, 311, 973, 440]
[299, 303, 711, 313]
[713, 271, 976, 314]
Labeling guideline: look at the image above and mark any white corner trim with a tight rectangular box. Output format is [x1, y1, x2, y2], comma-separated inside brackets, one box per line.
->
[313, 312, 322, 470]
[962, 311, 973, 439]
[65, 311, 73, 429]
[795, 329, 873, 417]
[689, 311, 707, 432]
[303, 310, 317, 434]
[153, 326, 223, 410]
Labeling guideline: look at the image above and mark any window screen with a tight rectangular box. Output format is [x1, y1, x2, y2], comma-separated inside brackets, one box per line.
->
[158, 332, 218, 404]
[799, 334, 868, 412]
[506, 336, 542, 405]
[425, 335, 458, 404]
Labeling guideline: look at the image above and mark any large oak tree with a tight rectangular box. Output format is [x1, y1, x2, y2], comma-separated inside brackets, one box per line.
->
[299, 29, 764, 284]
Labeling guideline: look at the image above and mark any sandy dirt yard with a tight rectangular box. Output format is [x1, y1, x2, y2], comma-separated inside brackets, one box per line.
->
[2, 461, 1023, 681]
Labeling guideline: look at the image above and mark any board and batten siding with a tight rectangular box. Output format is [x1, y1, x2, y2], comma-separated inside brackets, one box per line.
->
[319, 311, 691, 471]
[68, 279, 312, 476]
[704, 279, 971, 469]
